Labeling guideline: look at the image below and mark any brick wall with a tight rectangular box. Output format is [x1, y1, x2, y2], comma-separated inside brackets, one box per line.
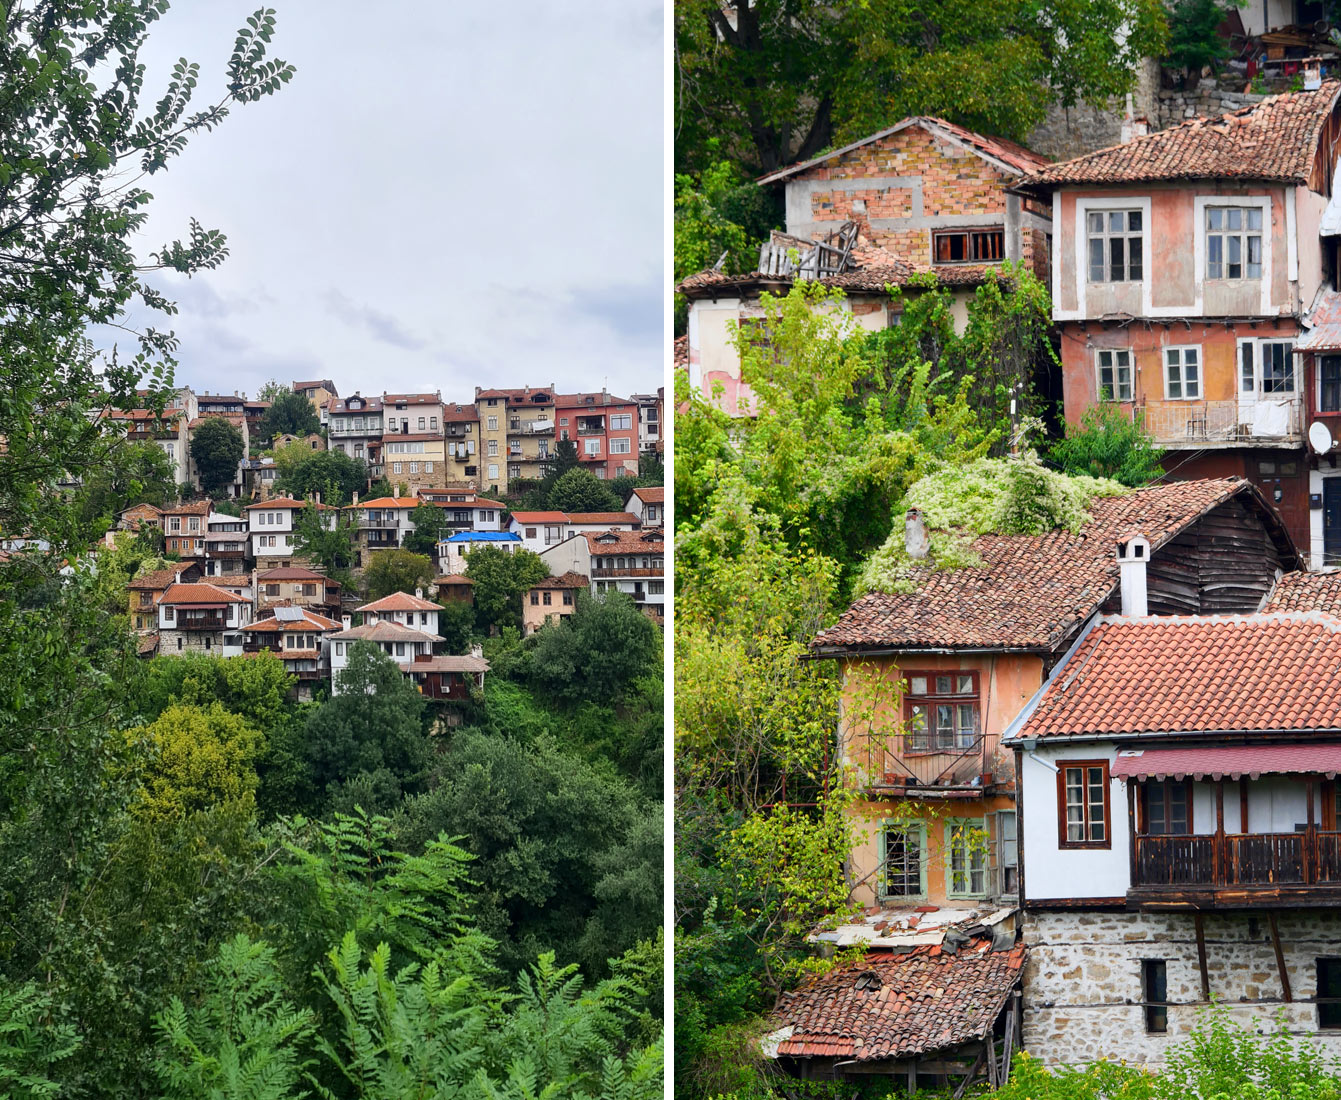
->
[1022, 908, 1341, 1067]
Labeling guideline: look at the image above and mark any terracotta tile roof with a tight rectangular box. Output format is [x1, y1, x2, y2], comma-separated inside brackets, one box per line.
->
[1266, 571, 1341, 614]
[381, 393, 441, 405]
[357, 591, 439, 613]
[381, 432, 444, 442]
[813, 478, 1294, 654]
[757, 116, 1047, 185]
[350, 496, 419, 509]
[160, 582, 248, 605]
[293, 379, 336, 392]
[244, 496, 333, 511]
[256, 566, 334, 582]
[1298, 289, 1341, 352]
[566, 512, 640, 525]
[472, 497, 507, 509]
[556, 391, 636, 408]
[327, 394, 382, 413]
[476, 386, 555, 403]
[243, 609, 342, 633]
[674, 335, 688, 370]
[435, 574, 475, 586]
[162, 501, 212, 517]
[1019, 83, 1341, 189]
[631, 486, 665, 504]
[1016, 612, 1341, 740]
[512, 511, 569, 523]
[532, 571, 590, 590]
[128, 565, 193, 590]
[772, 938, 1027, 1062]
[443, 404, 479, 423]
[584, 529, 666, 555]
[332, 620, 443, 644]
[137, 634, 159, 657]
[408, 655, 489, 674]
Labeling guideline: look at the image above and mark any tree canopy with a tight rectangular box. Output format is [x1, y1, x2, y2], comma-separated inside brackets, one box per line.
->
[188, 418, 244, 495]
[364, 548, 435, 601]
[257, 389, 321, 444]
[465, 546, 551, 633]
[549, 468, 623, 514]
[274, 446, 366, 501]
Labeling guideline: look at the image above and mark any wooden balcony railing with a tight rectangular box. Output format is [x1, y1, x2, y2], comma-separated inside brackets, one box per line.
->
[871, 733, 992, 790]
[1134, 831, 1341, 890]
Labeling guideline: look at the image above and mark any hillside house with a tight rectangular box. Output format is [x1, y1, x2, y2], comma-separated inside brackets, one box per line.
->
[126, 562, 201, 637]
[157, 581, 252, 656]
[254, 566, 342, 618]
[202, 512, 249, 577]
[507, 511, 642, 555]
[539, 529, 665, 620]
[326, 393, 384, 475]
[436, 530, 522, 576]
[681, 117, 1053, 415]
[625, 486, 664, 527]
[523, 571, 589, 635]
[240, 606, 342, 701]
[161, 502, 212, 560]
[475, 385, 556, 491]
[555, 391, 640, 479]
[442, 403, 481, 486]
[382, 392, 447, 493]
[346, 495, 418, 565]
[246, 497, 335, 565]
[434, 574, 474, 604]
[1015, 82, 1341, 559]
[293, 379, 337, 416]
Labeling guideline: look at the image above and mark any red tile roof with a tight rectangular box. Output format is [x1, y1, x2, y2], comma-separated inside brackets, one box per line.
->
[674, 335, 688, 370]
[327, 395, 382, 413]
[1017, 612, 1341, 740]
[1298, 289, 1341, 352]
[512, 511, 569, 523]
[631, 486, 665, 504]
[443, 404, 479, 423]
[160, 582, 248, 605]
[435, 574, 475, 586]
[244, 497, 333, 511]
[408, 655, 489, 674]
[757, 116, 1047, 185]
[532, 571, 590, 590]
[566, 512, 640, 525]
[243, 609, 342, 633]
[256, 566, 334, 582]
[381, 393, 441, 405]
[584, 529, 666, 555]
[357, 591, 439, 612]
[1267, 571, 1341, 615]
[772, 938, 1027, 1062]
[813, 478, 1294, 655]
[556, 391, 635, 409]
[128, 565, 194, 590]
[476, 386, 555, 403]
[1019, 83, 1341, 189]
[350, 496, 420, 509]
[293, 379, 336, 392]
[331, 620, 443, 643]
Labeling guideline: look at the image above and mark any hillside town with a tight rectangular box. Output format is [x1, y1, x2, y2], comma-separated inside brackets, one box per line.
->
[675, 15, 1341, 1099]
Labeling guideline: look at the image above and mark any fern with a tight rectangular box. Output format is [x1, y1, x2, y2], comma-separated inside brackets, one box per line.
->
[0, 980, 78, 1099]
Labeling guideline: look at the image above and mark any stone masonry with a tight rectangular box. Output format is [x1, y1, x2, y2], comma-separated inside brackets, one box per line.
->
[157, 629, 227, 655]
[1023, 908, 1341, 1067]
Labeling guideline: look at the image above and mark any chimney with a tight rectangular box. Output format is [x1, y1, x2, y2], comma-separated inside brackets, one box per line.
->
[342, 614, 352, 630]
[1117, 534, 1151, 616]
[904, 508, 929, 560]
[352, 491, 359, 506]
[470, 643, 483, 659]
[415, 586, 423, 599]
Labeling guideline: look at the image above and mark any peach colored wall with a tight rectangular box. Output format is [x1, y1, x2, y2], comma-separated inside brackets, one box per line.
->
[839, 652, 1043, 907]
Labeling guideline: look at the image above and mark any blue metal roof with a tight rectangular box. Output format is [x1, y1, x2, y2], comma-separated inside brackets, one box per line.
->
[443, 531, 522, 543]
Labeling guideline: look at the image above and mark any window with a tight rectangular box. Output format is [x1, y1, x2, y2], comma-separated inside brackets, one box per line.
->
[530, 593, 539, 605]
[1165, 347, 1201, 400]
[649, 580, 664, 594]
[509, 440, 522, 454]
[880, 822, 926, 898]
[562, 591, 574, 605]
[1144, 779, 1191, 835]
[265, 584, 280, 596]
[417, 416, 425, 429]
[430, 417, 438, 429]
[1322, 358, 1341, 413]
[1321, 959, 1341, 1029]
[946, 820, 986, 898]
[647, 505, 659, 521]
[934, 227, 1004, 264]
[1207, 206, 1262, 280]
[612, 438, 631, 454]
[487, 416, 498, 431]
[425, 463, 433, 473]
[904, 672, 978, 752]
[1262, 341, 1295, 393]
[1097, 349, 1133, 401]
[509, 464, 521, 479]
[335, 642, 344, 656]
[525, 527, 537, 538]
[395, 642, 405, 657]
[1059, 760, 1111, 848]
[584, 439, 601, 455]
[487, 440, 498, 457]
[611, 413, 633, 430]
[169, 517, 181, 533]
[409, 463, 418, 474]
[1087, 209, 1143, 282]
[164, 606, 174, 622]
[487, 463, 499, 480]
[177, 637, 183, 650]
[393, 463, 402, 474]
[1143, 960, 1168, 1033]
[992, 810, 1018, 894]
[559, 417, 568, 426]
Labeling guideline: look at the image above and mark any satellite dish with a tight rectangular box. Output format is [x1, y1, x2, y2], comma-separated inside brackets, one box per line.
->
[1311, 420, 1335, 455]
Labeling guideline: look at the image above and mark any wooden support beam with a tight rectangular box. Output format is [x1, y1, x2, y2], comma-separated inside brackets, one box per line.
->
[907, 1059, 917, 1095]
[952, 1047, 986, 1100]
[1000, 1006, 1016, 1084]
[1194, 912, 1211, 1001]
[1269, 911, 1293, 1002]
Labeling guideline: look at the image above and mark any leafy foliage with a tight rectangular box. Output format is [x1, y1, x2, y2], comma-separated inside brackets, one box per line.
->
[257, 390, 321, 445]
[1166, 0, 1243, 75]
[363, 549, 435, 602]
[531, 591, 662, 706]
[127, 703, 263, 823]
[549, 468, 624, 514]
[465, 546, 551, 634]
[401, 502, 448, 556]
[1051, 401, 1166, 487]
[293, 500, 359, 579]
[276, 449, 367, 502]
[76, 440, 180, 533]
[188, 418, 245, 494]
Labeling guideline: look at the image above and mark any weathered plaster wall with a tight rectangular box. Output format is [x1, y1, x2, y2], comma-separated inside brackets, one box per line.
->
[1022, 908, 1341, 1067]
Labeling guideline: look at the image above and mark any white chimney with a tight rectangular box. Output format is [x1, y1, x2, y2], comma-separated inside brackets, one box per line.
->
[342, 614, 352, 630]
[904, 508, 929, 559]
[1118, 534, 1151, 616]
[470, 643, 483, 659]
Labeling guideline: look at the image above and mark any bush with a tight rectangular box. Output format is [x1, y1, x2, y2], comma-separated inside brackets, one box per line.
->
[1051, 402, 1165, 487]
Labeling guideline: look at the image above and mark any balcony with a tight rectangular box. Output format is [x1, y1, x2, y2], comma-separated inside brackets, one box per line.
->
[170, 613, 230, 631]
[592, 566, 662, 578]
[514, 420, 554, 435]
[1139, 398, 1303, 448]
[577, 425, 605, 436]
[864, 733, 995, 793]
[1131, 830, 1341, 906]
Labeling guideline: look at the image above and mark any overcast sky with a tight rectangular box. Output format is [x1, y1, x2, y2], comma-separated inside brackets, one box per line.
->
[116, 1, 664, 404]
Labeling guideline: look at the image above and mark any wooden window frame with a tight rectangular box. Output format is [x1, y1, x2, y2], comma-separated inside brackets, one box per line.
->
[1096, 349, 1133, 402]
[1140, 777, 1194, 836]
[1164, 345, 1202, 401]
[1142, 959, 1169, 1034]
[1206, 205, 1263, 281]
[902, 670, 980, 756]
[1057, 759, 1112, 850]
[878, 820, 928, 901]
[1086, 209, 1143, 283]
[933, 227, 1004, 265]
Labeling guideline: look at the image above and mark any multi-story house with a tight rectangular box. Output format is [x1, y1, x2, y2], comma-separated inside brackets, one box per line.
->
[538, 528, 665, 620]
[161, 501, 212, 560]
[415, 488, 506, 533]
[681, 116, 1053, 415]
[442, 402, 480, 486]
[523, 572, 589, 635]
[240, 606, 343, 701]
[326, 393, 384, 475]
[475, 385, 556, 492]
[436, 530, 522, 575]
[381, 392, 446, 493]
[157, 580, 252, 656]
[254, 565, 342, 618]
[1016, 82, 1341, 560]
[1005, 569, 1341, 1065]
[809, 479, 1298, 920]
[243, 397, 270, 439]
[509, 511, 643, 554]
[202, 512, 249, 577]
[126, 562, 201, 635]
[100, 407, 190, 484]
[555, 391, 640, 479]
[347, 495, 419, 565]
[631, 389, 663, 454]
[293, 379, 338, 417]
[245, 496, 335, 565]
[625, 486, 664, 527]
[184, 412, 249, 495]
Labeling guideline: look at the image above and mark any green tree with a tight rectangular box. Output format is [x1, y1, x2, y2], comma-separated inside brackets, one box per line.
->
[435, 598, 477, 653]
[638, 450, 664, 485]
[464, 546, 550, 633]
[275, 448, 367, 501]
[540, 439, 582, 484]
[1167, 0, 1242, 76]
[0, 3, 294, 557]
[1050, 403, 1165, 487]
[402, 502, 448, 557]
[293, 499, 359, 579]
[126, 704, 263, 823]
[363, 549, 436, 601]
[76, 439, 179, 534]
[366, 476, 395, 499]
[256, 389, 321, 445]
[675, 0, 1168, 176]
[189, 418, 245, 495]
[530, 591, 661, 706]
[549, 468, 622, 513]
[255, 379, 288, 404]
[302, 642, 429, 812]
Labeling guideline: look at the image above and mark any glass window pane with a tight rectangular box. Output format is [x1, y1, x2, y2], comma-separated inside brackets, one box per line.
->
[1109, 211, 1125, 232]
[1247, 235, 1261, 277]
[1209, 208, 1223, 230]
[909, 676, 928, 696]
[1127, 210, 1141, 232]
[1089, 238, 1104, 281]
[1110, 238, 1125, 281]
[1168, 376, 1181, 400]
[957, 674, 973, 693]
[1208, 235, 1222, 278]
[1228, 208, 1242, 230]
[1128, 237, 1142, 279]
[936, 675, 952, 694]
[1089, 211, 1104, 233]
[1241, 343, 1254, 391]
[1248, 208, 1262, 230]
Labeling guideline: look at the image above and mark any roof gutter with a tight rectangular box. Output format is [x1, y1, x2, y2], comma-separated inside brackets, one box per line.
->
[807, 644, 1051, 662]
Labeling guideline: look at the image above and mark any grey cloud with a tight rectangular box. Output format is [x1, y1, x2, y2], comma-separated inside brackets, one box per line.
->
[323, 290, 427, 352]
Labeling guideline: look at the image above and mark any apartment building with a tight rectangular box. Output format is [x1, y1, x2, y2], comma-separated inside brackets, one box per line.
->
[326, 393, 384, 475]
[442, 402, 480, 486]
[555, 391, 640, 479]
[475, 385, 556, 492]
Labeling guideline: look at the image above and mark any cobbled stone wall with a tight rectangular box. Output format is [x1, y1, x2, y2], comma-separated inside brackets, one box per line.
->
[1023, 907, 1341, 1067]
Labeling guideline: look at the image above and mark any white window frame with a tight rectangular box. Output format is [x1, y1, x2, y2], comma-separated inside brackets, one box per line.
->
[584, 439, 601, 455]
[487, 440, 498, 457]
[1096, 348, 1134, 402]
[1239, 337, 1298, 395]
[1206, 205, 1263, 281]
[611, 438, 631, 454]
[486, 416, 498, 431]
[1164, 345, 1202, 401]
[1086, 208, 1144, 283]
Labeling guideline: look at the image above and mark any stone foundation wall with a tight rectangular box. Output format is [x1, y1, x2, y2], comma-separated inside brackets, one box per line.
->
[157, 629, 226, 655]
[1023, 908, 1341, 1067]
